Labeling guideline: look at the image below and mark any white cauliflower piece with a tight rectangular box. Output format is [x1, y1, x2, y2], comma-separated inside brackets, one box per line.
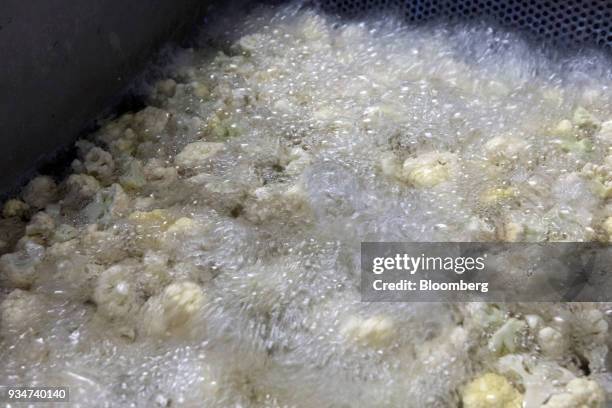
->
[175, 141, 224, 169]
[400, 151, 458, 187]
[25, 211, 55, 239]
[537, 326, 566, 358]
[0, 240, 45, 288]
[140, 281, 205, 336]
[143, 159, 178, 186]
[484, 136, 529, 163]
[84, 147, 115, 184]
[595, 120, 612, 145]
[62, 174, 101, 208]
[462, 373, 522, 408]
[244, 183, 311, 224]
[340, 315, 396, 348]
[573, 106, 600, 130]
[138, 251, 170, 297]
[0, 289, 45, 335]
[497, 354, 578, 407]
[22, 176, 58, 209]
[488, 318, 526, 355]
[283, 147, 312, 176]
[132, 107, 170, 139]
[83, 183, 129, 225]
[2, 198, 29, 218]
[93, 264, 142, 320]
[542, 378, 605, 408]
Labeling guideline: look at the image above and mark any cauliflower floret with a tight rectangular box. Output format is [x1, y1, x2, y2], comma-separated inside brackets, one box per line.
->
[602, 216, 612, 240]
[340, 315, 396, 348]
[22, 176, 58, 209]
[551, 119, 573, 137]
[93, 264, 142, 320]
[84, 147, 115, 184]
[497, 354, 579, 407]
[83, 183, 129, 225]
[166, 217, 198, 234]
[244, 183, 311, 224]
[488, 318, 526, 355]
[132, 107, 170, 139]
[400, 151, 458, 187]
[462, 373, 522, 408]
[80, 224, 128, 264]
[542, 378, 605, 408]
[484, 136, 529, 163]
[175, 141, 224, 169]
[0, 289, 45, 335]
[62, 173, 101, 209]
[594, 120, 612, 145]
[537, 326, 567, 358]
[572, 106, 600, 130]
[143, 159, 178, 186]
[25, 211, 55, 240]
[52, 224, 78, 243]
[118, 160, 146, 191]
[0, 240, 45, 288]
[140, 281, 205, 336]
[138, 251, 170, 297]
[155, 78, 177, 98]
[2, 198, 29, 218]
[581, 162, 612, 199]
[282, 147, 312, 176]
[480, 187, 517, 205]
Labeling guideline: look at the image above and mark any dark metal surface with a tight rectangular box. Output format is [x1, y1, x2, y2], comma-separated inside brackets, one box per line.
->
[0, 0, 206, 195]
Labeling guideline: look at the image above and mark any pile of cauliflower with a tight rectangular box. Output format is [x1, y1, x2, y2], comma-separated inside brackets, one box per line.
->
[1, 5, 611, 407]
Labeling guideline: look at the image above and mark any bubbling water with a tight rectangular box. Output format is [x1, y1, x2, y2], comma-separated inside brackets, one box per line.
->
[1, 3, 612, 407]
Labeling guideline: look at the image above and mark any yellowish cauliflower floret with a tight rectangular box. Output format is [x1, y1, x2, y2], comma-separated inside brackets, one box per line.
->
[480, 187, 517, 205]
[572, 106, 600, 130]
[484, 136, 529, 163]
[22, 176, 58, 209]
[25, 211, 55, 239]
[2, 198, 29, 218]
[602, 216, 612, 239]
[140, 281, 205, 337]
[119, 160, 146, 191]
[551, 119, 573, 136]
[542, 378, 605, 408]
[166, 217, 198, 234]
[399, 151, 457, 187]
[175, 141, 225, 169]
[340, 315, 396, 347]
[462, 373, 522, 408]
[93, 264, 142, 320]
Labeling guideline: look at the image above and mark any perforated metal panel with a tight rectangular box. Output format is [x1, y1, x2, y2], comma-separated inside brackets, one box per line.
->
[315, 0, 612, 50]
